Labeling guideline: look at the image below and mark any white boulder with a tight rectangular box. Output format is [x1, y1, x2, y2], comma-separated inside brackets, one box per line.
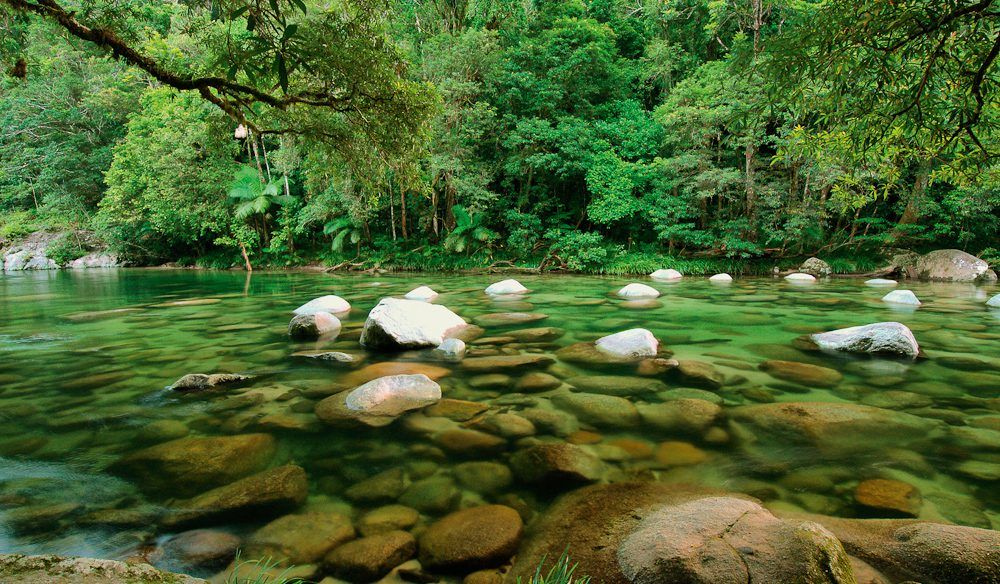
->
[650, 269, 682, 280]
[709, 273, 733, 282]
[405, 286, 439, 301]
[434, 338, 467, 361]
[811, 322, 919, 358]
[485, 279, 528, 295]
[315, 374, 441, 427]
[294, 295, 351, 315]
[882, 290, 921, 306]
[288, 311, 341, 340]
[865, 278, 897, 286]
[784, 273, 816, 282]
[595, 328, 658, 358]
[618, 283, 660, 298]
[988, 294, 1000, 308]
[360, 297, 466, 350]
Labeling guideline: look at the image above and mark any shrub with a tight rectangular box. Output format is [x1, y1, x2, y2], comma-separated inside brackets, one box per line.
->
[519, 552, 591, 584]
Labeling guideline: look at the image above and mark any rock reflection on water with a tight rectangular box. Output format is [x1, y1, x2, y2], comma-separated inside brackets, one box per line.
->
[0, 269, 997, 579]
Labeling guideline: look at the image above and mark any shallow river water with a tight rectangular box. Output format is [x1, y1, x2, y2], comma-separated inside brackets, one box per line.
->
[0, 269, 997, 577]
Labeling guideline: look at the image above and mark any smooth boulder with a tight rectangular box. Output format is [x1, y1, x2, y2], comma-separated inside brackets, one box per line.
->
[404, 286, 439, 301]
[170, 373, 253, 392]
[360, 297, 466, 350]
[987, 294, 1000, 308]
[288, 311, 341, 340]
[244, 512, 355, 564]
[650, 269, 682, 280]
[618, 496, 854, 584]
[509, 443, 603, 485]
[865, 279, 897, 286]
[881, 290, 920, 306]
[294, 295, 350, 315]
[799, 257, 833, 277]
[617, 283, 660, 298]
[785, 272, 817, 282]
[315, 374, 441, 427]
[325, 530, 417, 582]
[811, 322, 919, 358]
[911, 249, 991, 282]
[485, 279, 528, 295]
[164, 465, 308, 528]
[418, 505, 523, 571]
[595, 328, 658, 359]
[113, 434, 276, 497]
[434, 338, 466, 361]
[709, 273, 733, 282]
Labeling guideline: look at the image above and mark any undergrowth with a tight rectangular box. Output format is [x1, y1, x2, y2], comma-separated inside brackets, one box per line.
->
[519, 552, 592, 584]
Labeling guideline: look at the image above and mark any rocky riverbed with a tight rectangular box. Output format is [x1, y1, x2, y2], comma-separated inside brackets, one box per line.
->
[0, 267, 997, 583]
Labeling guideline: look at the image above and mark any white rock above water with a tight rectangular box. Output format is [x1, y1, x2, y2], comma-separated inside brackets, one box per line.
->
[595, 328, 658, 358]
[709, 273, 733, 282]
[485, 279, 528, 295]
[811, 322, 919, 358]
[434, 338, 466, 360]
[882, 289, 921, 306]
[650, 269, 682, 280]
[865, 278, 898, 286]
[360, 297, 467, 350]
[784, 273, 816, 282]
[987, 294, 1000, 308]
[618, 283, 660, 298]
[294, 295, 351, 315]
[405, 286, 439, 301]
[345, 374, 442, 417]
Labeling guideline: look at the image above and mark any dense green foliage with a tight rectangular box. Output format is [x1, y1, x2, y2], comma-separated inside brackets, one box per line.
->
[1, 0, 997, 271]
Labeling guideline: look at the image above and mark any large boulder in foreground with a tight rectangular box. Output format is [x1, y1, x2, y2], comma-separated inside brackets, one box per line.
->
[315, 374, 441, 427]
[0, 554, 205, 584]
[810, 322, 919, 358]
[112, 434, 276, 497]
[777, 512, 1000, 584]
[418, 505, 523, 571]
[910, 249, 992, 282]
[618, 497, 854, 584]
[360, 298, 466, 350]
[729, 402, 943, 459]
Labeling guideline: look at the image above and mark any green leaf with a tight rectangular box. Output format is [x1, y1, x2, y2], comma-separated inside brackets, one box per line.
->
[282, 24, 298, 42]
[276, 54, 288, 93]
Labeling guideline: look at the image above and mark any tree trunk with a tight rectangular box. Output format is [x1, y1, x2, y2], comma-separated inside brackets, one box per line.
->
[898, 160, 930, 226]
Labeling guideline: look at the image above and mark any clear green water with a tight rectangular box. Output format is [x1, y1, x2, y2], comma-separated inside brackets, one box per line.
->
[0, 269, 997, 572]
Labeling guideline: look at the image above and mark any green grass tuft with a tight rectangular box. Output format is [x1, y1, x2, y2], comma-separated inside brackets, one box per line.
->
[519, 552, 592, 584]
[223, 552, 305, 584]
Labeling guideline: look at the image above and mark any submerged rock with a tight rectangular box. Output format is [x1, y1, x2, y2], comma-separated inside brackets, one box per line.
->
[865, 279, 897, 286]
[729, 402, 942, 458]
[418, 505, 524, 571]
[759, 359, 843, 387]
[881, 290, 921, 306]
[113, 433, 276, 497]
[293, 295, 351, 315]
[637, 398, 720, 434]
[164, 465, 308, 528]
[360, 298, 467, 350]
[314, 374, 441, 427]
[462, 354, 555, 372]
[595, 328, 658, 358]
[244, 512, 354, 564]
[617, 283, 660, 298]
[325, 530, 416, 582]
[509, 443, 603, 486]
[650, 269, 682, 280]
[485, 279, 528, 295]
[785, 272, 817, 282]
[910, 249, 992, 282]
[799, 257, 832, 277]
[169, 373, 254, 392]
[156, 529, 240, 571]
[552, 392, 640, 428]
[618, 496, 854, 584]
[566, 375, 665, 396]
[854, 479, 921, 518]
[811, 322, 919, 358]
[358, 505, 420, 536]
[287, 311, 341, 340]
[672, 359, 724, 389]
[405, 286, 439, 301]
[474, 312, 548, 327]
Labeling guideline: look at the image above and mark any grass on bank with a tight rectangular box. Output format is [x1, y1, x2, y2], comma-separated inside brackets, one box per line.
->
[519, 553, 592, 584]
[223, 553, 305, 584]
